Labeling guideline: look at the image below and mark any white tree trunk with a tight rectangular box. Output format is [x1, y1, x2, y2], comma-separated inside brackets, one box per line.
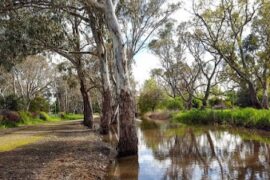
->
[104, 0, 138, 156]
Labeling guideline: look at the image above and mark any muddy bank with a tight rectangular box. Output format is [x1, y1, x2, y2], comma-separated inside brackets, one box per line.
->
[0, 120, 116, 180]
[142, 111, 172, 122]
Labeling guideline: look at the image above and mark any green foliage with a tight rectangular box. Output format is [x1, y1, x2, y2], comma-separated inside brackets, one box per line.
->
[192, 99, 202, 109]
[161, 97, 184, 110]
[224, 100, 233, 108]
[18, 111, 33, 122]
[138, 78, 165, 114]
[92, 102, 101, 113]
[0, 94, 24, 111]
[0, 8, 65, 66]
[29, 97, 50, 112]
[209, 97, 223, 107]
[0, 110, 79, 128]
[39, 112, 50, 121]
[174, 108, 270, 130]
[59, 113, 83, 120]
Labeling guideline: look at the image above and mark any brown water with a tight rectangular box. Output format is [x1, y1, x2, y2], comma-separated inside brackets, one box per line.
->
[105, 120, 270, 180]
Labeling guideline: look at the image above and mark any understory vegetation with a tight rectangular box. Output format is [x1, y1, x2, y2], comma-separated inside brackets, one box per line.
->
[0, 111, 83, 128]
[173, 108, 270, 130]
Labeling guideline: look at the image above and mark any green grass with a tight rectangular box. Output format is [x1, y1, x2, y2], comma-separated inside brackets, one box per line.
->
[173, 108, 270, 130]
[0, 134, 43, 152]
[0, 112, 84, 128]
[60, 113, 84, 120]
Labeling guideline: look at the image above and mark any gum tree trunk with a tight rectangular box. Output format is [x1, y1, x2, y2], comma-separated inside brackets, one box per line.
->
[248, 83, 263, 109]
[100, 58, 113, 134]
[87, 13, 113, 134]
[261, 82, 269, 109]
[78, 69, 94, 128]
[202, 82, 211, 109]
[105, 0, 138, 156]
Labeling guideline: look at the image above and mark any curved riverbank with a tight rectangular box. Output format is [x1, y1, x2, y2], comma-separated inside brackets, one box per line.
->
[142, 111, 172, 122]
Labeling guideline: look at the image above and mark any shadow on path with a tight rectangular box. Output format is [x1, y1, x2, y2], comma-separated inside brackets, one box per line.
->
[0, 120, 116, 180]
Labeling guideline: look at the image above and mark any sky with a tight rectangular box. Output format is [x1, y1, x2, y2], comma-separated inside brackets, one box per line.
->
[132, 1, 192, 90]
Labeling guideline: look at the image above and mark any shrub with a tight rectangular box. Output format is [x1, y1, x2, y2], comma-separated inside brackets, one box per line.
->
[138, 78, 165, 114]
[0, 95, 24, 111]
[59, 112, 65, 119]
[18, 111, 32, 123]
[192, 99, 203, 109]
[209, 97, 223, 107]
[39, 112, 50, 121]
[162, 97, 184, 111]
[29, 97, 50, 112]
[0, 110, 21, 127]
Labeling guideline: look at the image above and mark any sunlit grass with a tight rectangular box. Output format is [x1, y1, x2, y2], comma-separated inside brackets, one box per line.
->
[0, 112, 84, 129]
[173, 108, 270, 130]
[60, 113, 84, 120]
[0, 134, 43, 152]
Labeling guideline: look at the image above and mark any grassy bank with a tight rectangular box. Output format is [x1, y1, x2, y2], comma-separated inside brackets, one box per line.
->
[0, 111, 83, 128]
[59, 113, 84, 120]
[173, 108, 270, 130]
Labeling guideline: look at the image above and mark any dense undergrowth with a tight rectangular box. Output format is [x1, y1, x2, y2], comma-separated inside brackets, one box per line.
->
[0, 111, 83, 128]
[173, 108, 270, 130]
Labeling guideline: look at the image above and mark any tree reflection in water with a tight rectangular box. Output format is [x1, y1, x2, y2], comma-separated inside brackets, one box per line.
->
[106, 121, 270, 180]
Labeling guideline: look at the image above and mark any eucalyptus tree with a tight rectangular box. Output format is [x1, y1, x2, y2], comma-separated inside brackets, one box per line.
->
[119, 0, 181, 62]
[101, 0, 181, 133]
[49, 8, 97, 128]
[82, 0, 140, 156]
[192, 0, 267, 109]
[251, 1, 270, 109]
[11, 55, 54, 110]
[0, 1, 98, 127]
[149, 22, 201, 109]
[183, 30, 223, 108]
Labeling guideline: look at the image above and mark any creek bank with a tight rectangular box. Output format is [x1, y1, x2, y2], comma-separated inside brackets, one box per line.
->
[174, 108, 270, 131]
[142, 111, 172, 122]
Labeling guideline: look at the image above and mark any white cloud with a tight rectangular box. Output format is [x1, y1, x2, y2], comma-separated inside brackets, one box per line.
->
[132, 50, 161, 89]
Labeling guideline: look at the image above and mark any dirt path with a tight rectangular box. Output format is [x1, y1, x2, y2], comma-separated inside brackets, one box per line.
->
[0, 120, 116, 180]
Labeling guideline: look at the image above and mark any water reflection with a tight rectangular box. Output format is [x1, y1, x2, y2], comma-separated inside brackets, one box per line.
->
[106, 121, 270, 180]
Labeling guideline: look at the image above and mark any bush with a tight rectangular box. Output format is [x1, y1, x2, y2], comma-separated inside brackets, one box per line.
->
[18, 111, 32, 123]
[29, 97, 50, 112]
[209, 97, 223, 107]
[0, 110, 21, 127]
[0, 95, 24, 111]
[39, 112, 50, 121]
[173, 108, 270, 130]
[161, 97, 184, 111]
[192, 99, 203, 109]
[138, 78, 165, 114]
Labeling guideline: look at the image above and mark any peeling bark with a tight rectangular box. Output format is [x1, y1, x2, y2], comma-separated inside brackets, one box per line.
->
[262, 83, 269, 109]
[248, 83, 262, 109]
[104, 0, 138, 156]
[117, 89, 138, 156]
[100, 88, 112, 134]
[78, 70, 93, 128]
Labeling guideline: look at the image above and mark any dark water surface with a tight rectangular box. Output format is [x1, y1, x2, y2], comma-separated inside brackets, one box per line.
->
[105, 120, 270, 180]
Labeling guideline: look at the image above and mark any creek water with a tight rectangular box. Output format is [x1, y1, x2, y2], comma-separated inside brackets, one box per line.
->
[105, 120, 270, 180]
